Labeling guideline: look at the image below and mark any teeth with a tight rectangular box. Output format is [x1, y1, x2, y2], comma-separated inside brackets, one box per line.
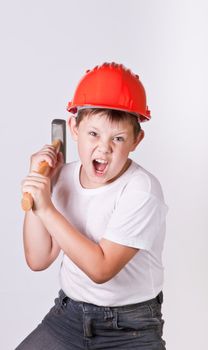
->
[94, 159, 108, 164]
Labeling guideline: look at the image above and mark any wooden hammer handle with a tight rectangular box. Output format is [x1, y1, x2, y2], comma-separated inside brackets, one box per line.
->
[21, 140, 61, 212]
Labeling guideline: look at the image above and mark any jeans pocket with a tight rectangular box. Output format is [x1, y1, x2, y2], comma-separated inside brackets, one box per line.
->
[116, 305, 152, 332]
[117, 304, 165, 337]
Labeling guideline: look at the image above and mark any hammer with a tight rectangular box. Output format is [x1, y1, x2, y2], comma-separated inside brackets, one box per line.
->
[21, 119, 66, 211]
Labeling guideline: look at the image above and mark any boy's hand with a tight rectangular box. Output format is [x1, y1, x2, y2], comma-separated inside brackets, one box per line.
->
[30, 145, 60, 172]
[21, 145, 64, 215]
[21, 172, 53, 216]
[29, 144, 63, 176]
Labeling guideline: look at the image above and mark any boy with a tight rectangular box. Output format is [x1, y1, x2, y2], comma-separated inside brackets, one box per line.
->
[17, 62, 168, 349]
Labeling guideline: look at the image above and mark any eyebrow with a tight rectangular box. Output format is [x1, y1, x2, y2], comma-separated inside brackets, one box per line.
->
[88, 126, 128, 135]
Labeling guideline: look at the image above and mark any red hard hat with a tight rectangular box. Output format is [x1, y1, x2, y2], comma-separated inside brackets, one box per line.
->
[67, 62, 151, 122]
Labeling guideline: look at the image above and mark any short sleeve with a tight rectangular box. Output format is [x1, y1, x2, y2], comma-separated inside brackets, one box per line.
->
[103, 179, 168, 251]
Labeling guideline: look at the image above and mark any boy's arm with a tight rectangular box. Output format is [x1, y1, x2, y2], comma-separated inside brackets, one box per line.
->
[21, 144, 63, 270]
[39, 206, 138, 283]
[23, 210, 61, 270]
[23, 211, 60, 271]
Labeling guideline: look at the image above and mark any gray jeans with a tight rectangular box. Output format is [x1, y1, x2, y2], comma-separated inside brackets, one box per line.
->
[15, 290, 166, 349]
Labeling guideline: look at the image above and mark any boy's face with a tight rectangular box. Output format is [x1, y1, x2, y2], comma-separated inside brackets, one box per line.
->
[69, 113, 144, 188]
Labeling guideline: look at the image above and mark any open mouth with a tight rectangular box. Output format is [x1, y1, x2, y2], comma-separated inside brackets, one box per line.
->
[92, 159, 108, 175]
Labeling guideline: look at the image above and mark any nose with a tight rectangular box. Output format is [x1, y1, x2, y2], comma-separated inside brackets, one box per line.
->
[97, 139, 112, 154]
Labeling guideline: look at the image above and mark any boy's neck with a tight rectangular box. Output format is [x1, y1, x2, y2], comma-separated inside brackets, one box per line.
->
[107, 158, 132, 185]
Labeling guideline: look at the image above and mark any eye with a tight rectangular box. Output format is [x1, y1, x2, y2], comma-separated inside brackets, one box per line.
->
[113, 136, 125, 142]
[89, 131, 97, 137]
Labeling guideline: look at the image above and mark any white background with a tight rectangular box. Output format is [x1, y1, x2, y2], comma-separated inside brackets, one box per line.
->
[0, 0, 207, 349]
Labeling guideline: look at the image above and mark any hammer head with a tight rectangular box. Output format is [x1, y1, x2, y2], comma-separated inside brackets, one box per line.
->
[51, 119, 66, 163]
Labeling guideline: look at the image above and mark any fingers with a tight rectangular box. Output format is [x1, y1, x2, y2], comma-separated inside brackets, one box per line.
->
[22, 184, 40, 197]
[42, 144, 60, 156]
[41, 144, 59, 157]
[23, 172, 49, 183]
[29, 173, 48, 181]
[21, 171, 53, 216]
[30, 144, 59, 170]
[50, 152, 64, 174]
[56, 151, 64, 164]
[21, 173, 49, 193]
[39, 145, 58, 167]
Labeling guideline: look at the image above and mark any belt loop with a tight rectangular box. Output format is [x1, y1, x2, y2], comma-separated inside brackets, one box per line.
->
[59, 290, 68, 306]
[104, 307, 114, 321]
[157, 291, 163, 304]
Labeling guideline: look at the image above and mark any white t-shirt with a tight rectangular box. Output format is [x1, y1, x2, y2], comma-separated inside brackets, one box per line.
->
[52, 160, 168, 306]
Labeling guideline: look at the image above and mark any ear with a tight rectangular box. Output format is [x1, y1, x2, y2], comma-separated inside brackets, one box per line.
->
[67, 115, 78, 141]
[130, 129, 145, 151]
